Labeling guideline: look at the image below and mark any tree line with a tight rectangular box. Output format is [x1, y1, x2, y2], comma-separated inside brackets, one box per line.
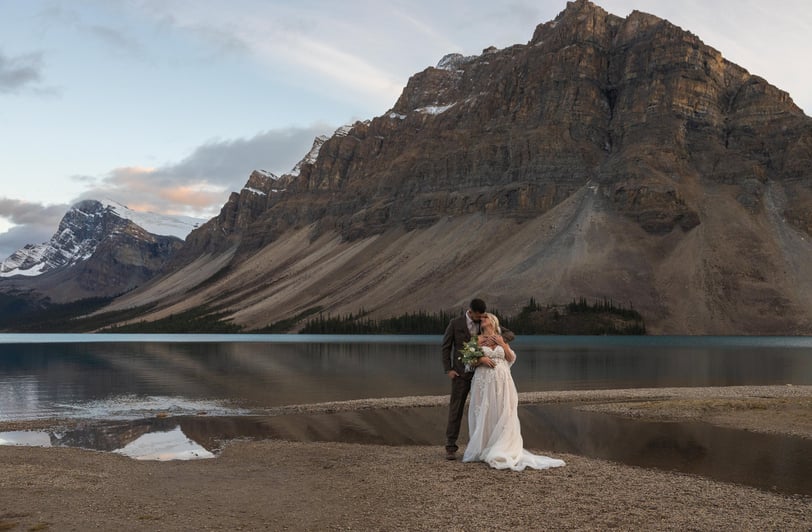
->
[298, 297, 645, 335]
[1, 294, 645, 335]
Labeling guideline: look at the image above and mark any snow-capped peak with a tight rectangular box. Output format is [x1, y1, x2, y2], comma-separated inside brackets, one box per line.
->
[436, 53, 477, 70]
[99, 199, 204, 240]
[333, 125, 353, 137]
[1, 199, 206, 278]
[288, 122, 370, 176]
[254, 169, 278, 180]
[290, 134, 329, 176]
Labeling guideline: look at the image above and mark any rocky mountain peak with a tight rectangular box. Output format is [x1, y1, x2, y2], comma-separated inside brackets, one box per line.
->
[530, 0, 620, 47]
[436, 53, 477, 70]
[244, 170, 278, 194]
[291, 134, 329, 176]
[226, 0, 811, 248]
[0, 199, 202, 301]
[26, 2, 812, 334]
[624, 9, 667, 32]
[1, 200, 119, 277]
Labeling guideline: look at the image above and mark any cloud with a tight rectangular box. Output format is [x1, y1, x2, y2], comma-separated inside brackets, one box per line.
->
[0, 50, 46, 94]
[126, 1, 413, 109]
[35, 4, 148, 62]
[77, 124, 334, 217]
[0, 225, 53, 261]
[260, 35, 404, 101]
[0, 123, 332, 257]
[156, 125, 333, 184]
[0, 199, 67, 259]
[0, 199, 67, 228]
[86, 25, 145, 57]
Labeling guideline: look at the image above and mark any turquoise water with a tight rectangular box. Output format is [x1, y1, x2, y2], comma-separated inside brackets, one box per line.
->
[1, 334, 810, 421]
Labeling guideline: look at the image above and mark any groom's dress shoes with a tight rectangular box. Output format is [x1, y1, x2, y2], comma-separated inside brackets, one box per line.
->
[445, 450, 457, 460]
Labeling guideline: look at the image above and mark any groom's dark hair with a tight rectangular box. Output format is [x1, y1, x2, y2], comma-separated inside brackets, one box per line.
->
[470, 298, 487, 313]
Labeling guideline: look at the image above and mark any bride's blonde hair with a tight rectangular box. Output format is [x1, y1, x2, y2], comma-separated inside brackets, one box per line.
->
[485, 312, 501, 334]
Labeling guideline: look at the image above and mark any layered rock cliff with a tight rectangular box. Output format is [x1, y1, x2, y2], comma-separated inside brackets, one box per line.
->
[95, 0, 812, 333]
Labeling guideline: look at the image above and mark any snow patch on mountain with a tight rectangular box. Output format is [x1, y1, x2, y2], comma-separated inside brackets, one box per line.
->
[100, 199, 203, 240]
[1, 199, 205, 278]
[0, 245, 49, 277]
[415, 103, 456, 115]
[290, 134, 329, 176]
[436, 53, 477, 70]
[333, 125, 353, 137]
[254, 169, 277, 180]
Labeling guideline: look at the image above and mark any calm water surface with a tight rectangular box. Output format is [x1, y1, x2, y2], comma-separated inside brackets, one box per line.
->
[1, 333, 810, 421]
[2, 334, 812, 493]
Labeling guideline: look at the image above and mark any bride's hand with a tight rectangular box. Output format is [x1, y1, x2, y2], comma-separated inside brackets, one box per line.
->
[478, 356, 496, 368]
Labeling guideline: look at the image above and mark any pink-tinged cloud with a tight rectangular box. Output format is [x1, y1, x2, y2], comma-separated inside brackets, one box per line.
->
[2, 125, 334, 257]
[76, 125, 332, 218]
[159, 185, 228, 209]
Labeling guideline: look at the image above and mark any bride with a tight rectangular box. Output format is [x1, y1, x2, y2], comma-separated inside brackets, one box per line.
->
[462, 312, 566, 471]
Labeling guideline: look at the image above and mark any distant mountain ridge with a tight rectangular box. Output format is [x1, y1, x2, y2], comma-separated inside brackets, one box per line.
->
[0, 199, 203, 302]
[4, 0, 812, 334]
[108, 0, 810, 335]
[0, 200, 204, 277]
[1, 199, 201, 278]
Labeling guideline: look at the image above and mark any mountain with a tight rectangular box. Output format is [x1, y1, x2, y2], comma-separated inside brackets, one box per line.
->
[0, 199, 203, 302]
[30, 1, 812, 333]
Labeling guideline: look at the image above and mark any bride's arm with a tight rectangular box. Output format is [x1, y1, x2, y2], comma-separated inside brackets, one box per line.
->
[504, 345, 516, 365]
[496, 336, 516, 365]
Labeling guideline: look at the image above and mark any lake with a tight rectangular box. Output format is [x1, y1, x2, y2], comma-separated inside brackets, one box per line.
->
[2, 334, 812, 493]
[1, 333, 811, 421]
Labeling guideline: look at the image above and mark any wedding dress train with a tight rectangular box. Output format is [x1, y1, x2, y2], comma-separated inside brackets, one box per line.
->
[462, 345, 565, 471]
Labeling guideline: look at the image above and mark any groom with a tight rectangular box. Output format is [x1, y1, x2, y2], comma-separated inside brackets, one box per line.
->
[441, 298, 513, 460]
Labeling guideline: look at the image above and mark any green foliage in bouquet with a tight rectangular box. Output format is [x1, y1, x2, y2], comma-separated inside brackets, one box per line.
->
[458, 335, 484, 371]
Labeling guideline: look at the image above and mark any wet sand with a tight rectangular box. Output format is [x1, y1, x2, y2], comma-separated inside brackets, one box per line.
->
[1, 385, 811, 531]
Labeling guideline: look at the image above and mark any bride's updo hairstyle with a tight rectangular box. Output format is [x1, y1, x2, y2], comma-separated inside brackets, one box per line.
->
[485, 312, 502, 334]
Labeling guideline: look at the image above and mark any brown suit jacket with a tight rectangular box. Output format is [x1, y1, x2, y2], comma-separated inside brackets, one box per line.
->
[441, 315, 515, 375]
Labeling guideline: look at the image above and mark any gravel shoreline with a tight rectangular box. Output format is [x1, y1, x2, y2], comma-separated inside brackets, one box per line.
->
[1, 385, 811, 530]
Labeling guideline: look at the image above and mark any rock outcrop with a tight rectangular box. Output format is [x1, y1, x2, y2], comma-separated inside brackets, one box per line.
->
[179, 1, 809, 258]
[48, 1, 812, 333]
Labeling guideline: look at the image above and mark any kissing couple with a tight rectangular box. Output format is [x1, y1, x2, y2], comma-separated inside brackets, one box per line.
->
[441, 298, 565, 470]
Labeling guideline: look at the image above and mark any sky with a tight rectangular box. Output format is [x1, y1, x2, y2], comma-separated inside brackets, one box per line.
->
[1, 0, 810, 259]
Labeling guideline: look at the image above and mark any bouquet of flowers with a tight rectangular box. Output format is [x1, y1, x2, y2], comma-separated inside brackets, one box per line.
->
[458, 335, 484, 372]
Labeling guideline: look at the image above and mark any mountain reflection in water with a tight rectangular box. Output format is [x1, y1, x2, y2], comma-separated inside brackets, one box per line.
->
[113, 426, 214, 460]
[2, 335, 812, 493]
[2, 335, 812, 422]
[0, 417, 215, 461]
[3, 405, 810, 496]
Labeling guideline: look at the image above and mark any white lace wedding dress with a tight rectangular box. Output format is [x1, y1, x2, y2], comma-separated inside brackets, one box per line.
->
[462, 345, 566, 471]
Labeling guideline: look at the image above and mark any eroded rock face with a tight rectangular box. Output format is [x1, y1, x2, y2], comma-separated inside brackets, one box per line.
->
[176, 0, 808, 263]
[172, 170, 283, 264]
[107, 1, 812, 335]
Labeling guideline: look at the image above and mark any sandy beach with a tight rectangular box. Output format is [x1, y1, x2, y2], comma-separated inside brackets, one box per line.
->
[1, 385, 811, 531]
